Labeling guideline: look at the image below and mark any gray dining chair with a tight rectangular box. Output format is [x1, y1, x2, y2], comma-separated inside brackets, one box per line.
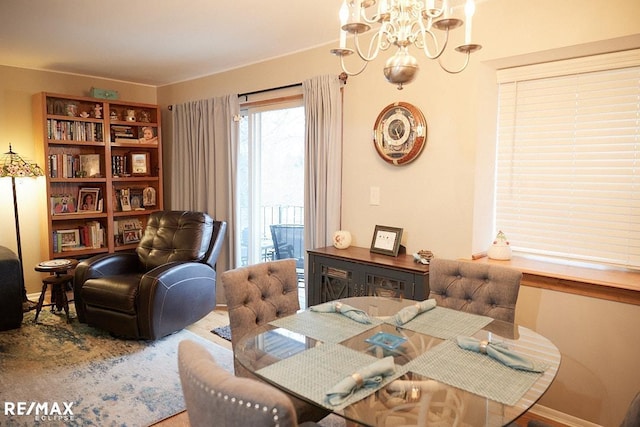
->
[220, 259, 329, 424]
[178, 339, 310, 427]
[428, 258, 522, 323]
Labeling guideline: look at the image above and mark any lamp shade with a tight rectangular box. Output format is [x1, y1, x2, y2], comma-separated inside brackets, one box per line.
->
[0, 144, 44, 178]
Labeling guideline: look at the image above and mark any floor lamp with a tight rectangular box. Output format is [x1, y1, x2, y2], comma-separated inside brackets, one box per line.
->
[0, 144, 44, 310]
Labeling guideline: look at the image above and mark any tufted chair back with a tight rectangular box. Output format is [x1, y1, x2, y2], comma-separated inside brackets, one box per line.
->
[428, 258, 522, 323]
[178, 339, 299, 427]
[220, 259, 329, 424]
[136, 211, 215, 270]
[221, 259, 300, 354]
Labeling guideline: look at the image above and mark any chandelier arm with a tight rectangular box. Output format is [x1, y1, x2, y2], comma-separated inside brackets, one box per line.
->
[420, 25, 450, 60]
[353, 30, 386, 62]
[438, 51, 471, 74]
[339, 55, 369, 77]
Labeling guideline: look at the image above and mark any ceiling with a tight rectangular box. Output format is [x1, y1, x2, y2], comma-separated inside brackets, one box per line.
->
[0, 0, 345, 87]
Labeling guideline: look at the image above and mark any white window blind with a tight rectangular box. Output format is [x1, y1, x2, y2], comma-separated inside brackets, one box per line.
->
[495, 50, 640, 269]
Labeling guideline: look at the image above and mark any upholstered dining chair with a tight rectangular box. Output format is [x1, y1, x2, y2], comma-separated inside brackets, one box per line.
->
[428, 258, 522, 323]
[221, 259, 328, 423]
[74, 211, 226, 340]
[178, 339, 316, 427]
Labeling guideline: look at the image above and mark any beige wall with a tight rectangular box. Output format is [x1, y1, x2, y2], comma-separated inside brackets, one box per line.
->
[157, 1, 640, 425]
[1, 0, 639, 425]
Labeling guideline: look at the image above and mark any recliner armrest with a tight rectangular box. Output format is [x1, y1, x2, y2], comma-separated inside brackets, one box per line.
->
[136, 261, 218, 339]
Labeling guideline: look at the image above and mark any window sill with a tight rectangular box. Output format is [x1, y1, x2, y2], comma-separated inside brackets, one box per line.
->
[468, 255, 640, 306]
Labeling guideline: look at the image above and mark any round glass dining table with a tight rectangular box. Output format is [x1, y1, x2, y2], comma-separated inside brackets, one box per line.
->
[235, 296, 561, 427]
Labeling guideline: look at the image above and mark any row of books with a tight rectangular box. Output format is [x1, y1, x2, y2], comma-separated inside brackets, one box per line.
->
[48, 153, 101, 178]
[112, 155, 129, 176]
[53, 221, 104, 253]
[47, 119, 103, 142]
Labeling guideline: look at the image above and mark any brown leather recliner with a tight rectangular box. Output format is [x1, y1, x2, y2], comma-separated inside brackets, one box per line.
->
[74, 211, 226, 340]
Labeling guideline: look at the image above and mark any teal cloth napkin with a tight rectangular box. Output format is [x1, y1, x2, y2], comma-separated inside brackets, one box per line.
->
[310, 301, 372, 324]
[392, 299, 437, 325]
[456, 336, 547, 373]
[326, 356, 396, 406]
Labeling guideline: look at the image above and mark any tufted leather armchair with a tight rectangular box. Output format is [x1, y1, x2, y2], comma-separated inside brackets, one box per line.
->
[221, 259, 329, 424]
[428, 258, 522, 323]
[74, 211, 226, 340]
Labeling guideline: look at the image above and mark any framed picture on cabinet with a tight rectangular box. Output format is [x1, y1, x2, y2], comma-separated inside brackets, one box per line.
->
[130, 152, 150, 176]
[370, 225, 403, 257]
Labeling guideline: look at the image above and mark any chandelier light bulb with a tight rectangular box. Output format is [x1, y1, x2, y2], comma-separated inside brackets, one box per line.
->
[331, 0, 482, 88]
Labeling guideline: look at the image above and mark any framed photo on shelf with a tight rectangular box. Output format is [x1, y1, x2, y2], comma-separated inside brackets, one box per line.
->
[57, 229, 80, 248]
[370, 225, 403, 257]
[118, 218, 143, 245]
[138, 126, 158, 144]
[130, 188, 144, 210]
[78, 188, 100, 212]
[122, 229, 142, 244]
[129, 152, 150, 176]
[119, 188, 131, 211]
[50, 194, 76, 215]
[79, 154, 101, 178]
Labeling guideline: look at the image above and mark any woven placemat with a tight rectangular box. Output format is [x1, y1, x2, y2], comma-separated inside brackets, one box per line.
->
[269, 310, 381, 343]
[386, 307, 493, 340]
[405, 340, 542, 405]
[257, 342, 406, 411]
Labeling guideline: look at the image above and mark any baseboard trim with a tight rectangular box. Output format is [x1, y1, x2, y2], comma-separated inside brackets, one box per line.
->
[529, 404, 600, 427]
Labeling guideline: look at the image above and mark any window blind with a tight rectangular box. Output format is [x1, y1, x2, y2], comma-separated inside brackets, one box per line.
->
[495, 50, 640, 269]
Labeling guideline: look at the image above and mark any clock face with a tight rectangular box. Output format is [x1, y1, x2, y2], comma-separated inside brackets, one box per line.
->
[373, 102, 427, 165]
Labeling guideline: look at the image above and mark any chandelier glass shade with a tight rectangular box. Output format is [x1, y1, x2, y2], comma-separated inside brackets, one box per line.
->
[330, 0, 482, 89]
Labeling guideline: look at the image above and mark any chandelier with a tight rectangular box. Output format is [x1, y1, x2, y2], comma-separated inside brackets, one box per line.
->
[330, 0, 482, 89]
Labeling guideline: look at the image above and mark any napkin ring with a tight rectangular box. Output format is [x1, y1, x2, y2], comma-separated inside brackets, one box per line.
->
[351, 372, 364, 387]
[479, 340, 489, 354]
[335, 302, 343, 313]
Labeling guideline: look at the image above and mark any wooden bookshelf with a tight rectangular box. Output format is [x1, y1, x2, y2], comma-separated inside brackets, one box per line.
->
[33, 92, 163, 260]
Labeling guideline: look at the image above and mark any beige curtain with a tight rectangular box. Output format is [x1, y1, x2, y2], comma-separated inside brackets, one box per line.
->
[170, 95, 240, 272]
[303, 75, 344, 252]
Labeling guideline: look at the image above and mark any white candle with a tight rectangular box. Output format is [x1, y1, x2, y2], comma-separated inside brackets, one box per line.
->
[426, 0, 435, 10]
[378, 0, 388, 15]
[349, 0, 362, 23]
[464, 0, 475, 44]
[442, 0, 449, 18]
[339, 0, 348, 48]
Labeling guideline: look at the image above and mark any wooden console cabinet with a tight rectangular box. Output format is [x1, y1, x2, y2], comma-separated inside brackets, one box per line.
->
[307, 246, 430, 306]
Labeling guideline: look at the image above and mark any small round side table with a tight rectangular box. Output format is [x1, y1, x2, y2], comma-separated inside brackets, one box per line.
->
[34, 258, 78, 323]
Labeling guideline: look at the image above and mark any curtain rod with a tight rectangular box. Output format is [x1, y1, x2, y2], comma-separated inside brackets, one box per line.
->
[238, 83, 301, 100]
[168, 73, 347, 110]
[168, 84, 299, 110]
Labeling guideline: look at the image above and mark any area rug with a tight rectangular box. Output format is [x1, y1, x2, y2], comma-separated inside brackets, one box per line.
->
[211, 324, 232, 341]
[0, 306, 233, 427]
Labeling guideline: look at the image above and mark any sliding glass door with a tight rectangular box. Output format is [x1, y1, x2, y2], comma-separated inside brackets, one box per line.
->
[236, 98, 305, 303]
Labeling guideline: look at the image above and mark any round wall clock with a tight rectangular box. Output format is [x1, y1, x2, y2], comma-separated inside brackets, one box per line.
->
[373, 102, 427, 165]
